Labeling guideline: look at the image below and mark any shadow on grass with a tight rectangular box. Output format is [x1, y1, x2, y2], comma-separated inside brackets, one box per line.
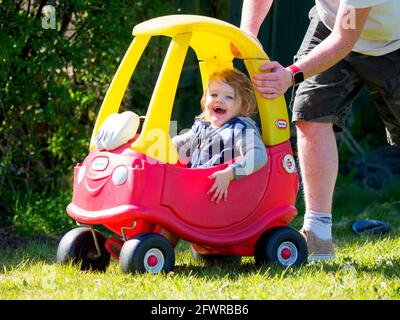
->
[0, 239, 60, 273]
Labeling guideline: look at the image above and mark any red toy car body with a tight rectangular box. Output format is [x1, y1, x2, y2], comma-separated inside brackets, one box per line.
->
[56, 15, 307, 274]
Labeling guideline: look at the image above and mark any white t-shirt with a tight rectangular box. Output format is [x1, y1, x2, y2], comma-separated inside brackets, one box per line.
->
[316, 0, 400, 56]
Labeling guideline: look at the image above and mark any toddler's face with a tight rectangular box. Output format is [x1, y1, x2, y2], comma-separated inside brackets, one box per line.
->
[205, 81, 241, 128]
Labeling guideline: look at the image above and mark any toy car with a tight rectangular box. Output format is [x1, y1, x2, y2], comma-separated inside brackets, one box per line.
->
[56, 14, 307, 274]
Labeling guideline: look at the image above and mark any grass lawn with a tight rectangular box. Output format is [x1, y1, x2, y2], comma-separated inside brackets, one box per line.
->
[1, 228, 399, 300]
[1, 180, 399, 300]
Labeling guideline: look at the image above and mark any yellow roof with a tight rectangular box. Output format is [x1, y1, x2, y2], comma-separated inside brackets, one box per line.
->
[132, 14, 268, 61]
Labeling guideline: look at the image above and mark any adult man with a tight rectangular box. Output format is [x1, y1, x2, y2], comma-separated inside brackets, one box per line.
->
[240, 0, 400, 261]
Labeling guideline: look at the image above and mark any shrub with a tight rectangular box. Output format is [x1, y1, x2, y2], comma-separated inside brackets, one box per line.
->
[0, 0, 176, 210]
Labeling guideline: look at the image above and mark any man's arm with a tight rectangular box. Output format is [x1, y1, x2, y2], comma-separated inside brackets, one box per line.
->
[240, 0, 274, 37]
[293, 5, 371, 81]
[252, 5, 372, 99]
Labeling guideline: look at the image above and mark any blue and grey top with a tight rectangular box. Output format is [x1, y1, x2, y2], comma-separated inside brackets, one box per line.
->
[172, 116, 268, 180]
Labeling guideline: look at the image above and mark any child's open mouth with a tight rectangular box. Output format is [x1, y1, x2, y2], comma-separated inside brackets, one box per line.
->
[213, 106, 226, 114]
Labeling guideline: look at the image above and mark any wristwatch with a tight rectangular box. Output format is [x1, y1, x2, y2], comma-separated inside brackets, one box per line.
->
[287, 64, 304, 86]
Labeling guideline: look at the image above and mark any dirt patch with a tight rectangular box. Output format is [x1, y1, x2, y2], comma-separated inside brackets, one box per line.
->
[0, 226, 60, 250]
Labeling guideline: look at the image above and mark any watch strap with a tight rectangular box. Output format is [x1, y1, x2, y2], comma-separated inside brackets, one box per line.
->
[288, 64, 301, 74]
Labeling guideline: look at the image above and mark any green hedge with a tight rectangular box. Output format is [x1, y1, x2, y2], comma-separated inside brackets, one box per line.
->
[0, 1, 176, 204]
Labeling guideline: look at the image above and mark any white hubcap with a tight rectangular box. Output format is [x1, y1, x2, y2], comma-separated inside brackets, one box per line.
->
[144, 248, 164, 273]
[277, 241, 298, 266]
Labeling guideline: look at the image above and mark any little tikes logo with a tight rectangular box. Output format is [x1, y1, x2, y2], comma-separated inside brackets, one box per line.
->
[276, 119, 287, 129]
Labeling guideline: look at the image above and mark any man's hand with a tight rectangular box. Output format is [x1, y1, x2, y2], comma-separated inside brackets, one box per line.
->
[253, 61, 293, 99]
[207, 167, 234, 204]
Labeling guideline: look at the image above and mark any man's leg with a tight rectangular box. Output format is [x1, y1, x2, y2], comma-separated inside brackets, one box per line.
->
[296, 120, 336, 261]
[296, 121, 337, 213]
[288, 10, 363, 262]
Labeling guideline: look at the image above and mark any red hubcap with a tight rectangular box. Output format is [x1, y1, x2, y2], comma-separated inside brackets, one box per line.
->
[281, 248, 292, 260]
[147, 255, 158, 267]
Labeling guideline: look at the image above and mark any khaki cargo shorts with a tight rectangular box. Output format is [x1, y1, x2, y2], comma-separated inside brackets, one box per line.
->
[291, 6, 400, 147]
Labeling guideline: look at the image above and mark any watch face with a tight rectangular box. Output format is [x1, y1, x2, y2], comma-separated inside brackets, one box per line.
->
[294, 71, 304, 85]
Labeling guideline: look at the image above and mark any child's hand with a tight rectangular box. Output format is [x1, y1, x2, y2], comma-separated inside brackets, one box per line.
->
[207, 167, 234, 204]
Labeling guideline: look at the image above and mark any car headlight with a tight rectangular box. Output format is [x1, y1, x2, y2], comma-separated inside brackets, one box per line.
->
[112, 166, 128, 185]
[91, 157, 109, 171]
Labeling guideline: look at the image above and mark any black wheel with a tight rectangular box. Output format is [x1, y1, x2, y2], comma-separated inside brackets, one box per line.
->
[119, 233, 175, 274]
[190, 244, 241, 265]
[255, 227, 308, 267]
[56, 227, 110, 272]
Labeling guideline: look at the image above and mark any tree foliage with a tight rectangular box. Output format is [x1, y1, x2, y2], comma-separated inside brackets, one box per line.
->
[0, 0, 176, 200]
